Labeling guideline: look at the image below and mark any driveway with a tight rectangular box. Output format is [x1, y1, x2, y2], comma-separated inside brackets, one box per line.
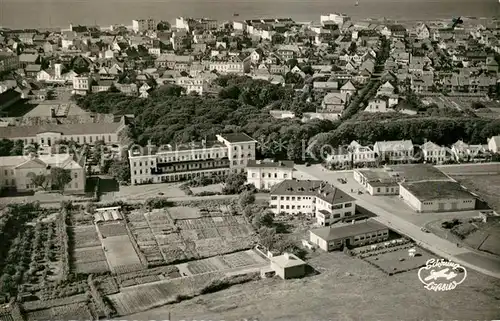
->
[295, 164, 500, 279]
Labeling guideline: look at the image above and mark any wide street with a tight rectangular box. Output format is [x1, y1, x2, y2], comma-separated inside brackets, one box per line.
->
[294, 163, 500, 279]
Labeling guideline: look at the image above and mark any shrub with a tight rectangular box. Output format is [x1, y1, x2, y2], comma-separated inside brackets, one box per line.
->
[144, 197, 173, 210]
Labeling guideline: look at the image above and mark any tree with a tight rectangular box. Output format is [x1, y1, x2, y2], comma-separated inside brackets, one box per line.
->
[222, 173, 246, 195]
[157, 21, 171, 31]
[50, 167, 72, 193]
[287, 58, 299, 69]
[30, 173, 49, 190]
[252, 211, 274, 229]
[271, 34, 286, 45]
[238, 191, 256, 209]
[258, 226, 276, 249]
[108, 160, 130, 183]
[0, 139, 14, 157]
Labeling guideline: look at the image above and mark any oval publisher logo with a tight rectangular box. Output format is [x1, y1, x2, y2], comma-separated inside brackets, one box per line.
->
[418, 259, 467, 291]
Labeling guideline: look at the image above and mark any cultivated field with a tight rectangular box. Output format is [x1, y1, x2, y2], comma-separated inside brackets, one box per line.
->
[452, 174, 500, 211]
[101, 235, 143, 274]
[109, 272, 226, 316]
[167, 206, 202, 220]
[178, 250, 267, 276]
[124, 206, 256, 265]
[125, 251, 500, 321]
[25, 302, 92, 321]
[72, 225, 109, 274]
[73, 246, 110, 274]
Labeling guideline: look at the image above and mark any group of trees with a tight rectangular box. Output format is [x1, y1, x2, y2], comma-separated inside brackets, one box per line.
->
[28, 167, 73, 193]
[75, 75, 500, 164]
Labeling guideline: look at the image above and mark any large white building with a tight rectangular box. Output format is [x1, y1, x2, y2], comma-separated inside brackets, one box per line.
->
[269, 180, 355, 226]
[132, 19, 157, 33]
[326, 141, 377, 167]
[72, 75, 92, 95]
[176, 77, 209, 95]
[488, 135, 500, 153]
[320, 13, 351, 27]
[128, 133, 256, 185]
[373, 140, 414, 163]
[399, 180, 476, 213]
[246, 160, 294, 190]
[0, 117, 128, 147]
[421, 141, 449, 164]
[0, 153, 86, 194]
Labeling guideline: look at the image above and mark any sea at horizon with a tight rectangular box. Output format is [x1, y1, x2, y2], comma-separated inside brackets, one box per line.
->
[0, 0, 498, 30]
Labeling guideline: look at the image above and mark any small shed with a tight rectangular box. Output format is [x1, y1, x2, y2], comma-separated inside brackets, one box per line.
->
[270, 252, 306, 279]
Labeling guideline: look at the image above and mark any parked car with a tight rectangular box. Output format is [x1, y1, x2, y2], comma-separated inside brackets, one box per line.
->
[420, 227, 430, 233]
[305, 162, 311, 167]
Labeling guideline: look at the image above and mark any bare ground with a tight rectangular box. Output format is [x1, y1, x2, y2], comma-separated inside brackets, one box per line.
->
[452, 174, 500, 211]
[123, 252, 500, 321]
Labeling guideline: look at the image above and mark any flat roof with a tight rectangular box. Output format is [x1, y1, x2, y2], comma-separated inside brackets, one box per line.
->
[270, 253, 305, 268]
[400, 180, 475, 202]
[311, 219, 388, 241]
[219, 133, 256, 143]
[356, 164, 451, 184]
[247, 159, 294, 169]
[270, 179, 355, 205]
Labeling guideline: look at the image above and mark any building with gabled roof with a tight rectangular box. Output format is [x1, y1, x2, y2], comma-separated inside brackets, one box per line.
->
[0, 153, 86, 194]
[269, 179, 355, 226]
[310, 218, 389, 251]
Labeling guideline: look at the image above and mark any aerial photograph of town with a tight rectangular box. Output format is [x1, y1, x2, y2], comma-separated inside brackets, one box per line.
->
[0, 0, 499, 320]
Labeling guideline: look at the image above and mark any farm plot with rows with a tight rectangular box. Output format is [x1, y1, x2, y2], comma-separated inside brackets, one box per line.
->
[108, 272, 225, 316]
[101, 235, 143, 273]
[25, 302, 92, 321]
[167, 206, 202, 220]
[72, 225, 100, 248]
[73, 246, 110, 274]
[126, 210, 165, 266]
[182, 250, 267, 276]
[97, 222, 128, 238]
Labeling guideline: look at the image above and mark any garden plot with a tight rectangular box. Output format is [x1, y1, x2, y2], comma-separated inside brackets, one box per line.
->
[182, 250, 266, 276]
[26, 302, 93, 321]
[73, 246, 110, 274]
[363, 246, 433, 275]
[194, 237, 255, 258]
[101, 235, 143, 274]
[73, 246, 107, 263]
[108, 272, 225, 316]
[97, 222, 128, 238]
[167, 206, 202, 220]
[73, 225, 100, 249]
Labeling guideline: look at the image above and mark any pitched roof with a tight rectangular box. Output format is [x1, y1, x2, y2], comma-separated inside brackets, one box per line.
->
[0, 122, 123, 139]
[340, 81, 356, 91]
[310, 219, 388, 241]
[270, 179, 354, 205]
[374, 140, 413, 152]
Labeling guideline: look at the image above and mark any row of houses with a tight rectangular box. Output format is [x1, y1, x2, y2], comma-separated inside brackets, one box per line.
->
[325, 136, 500, 167]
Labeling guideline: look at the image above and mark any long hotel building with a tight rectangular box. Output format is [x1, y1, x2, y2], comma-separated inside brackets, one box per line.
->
[128, 133, 256, 185]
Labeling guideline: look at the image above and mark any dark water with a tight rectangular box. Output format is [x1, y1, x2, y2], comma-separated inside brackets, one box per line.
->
[0, 0, 498, 29]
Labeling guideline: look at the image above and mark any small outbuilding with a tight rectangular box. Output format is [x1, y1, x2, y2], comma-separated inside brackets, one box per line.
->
[270, 252, 306, 279]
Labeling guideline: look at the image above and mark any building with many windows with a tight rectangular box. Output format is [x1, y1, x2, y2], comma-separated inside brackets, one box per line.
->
[269, 179, 355, 226]
[128, 133, 256, 185]
[132, 19, 157, 33]
[373, 140, 414, 163]
[0, 117, 129, 147]
[246, 160, 294, 190]
[310, 219, 389, 251]
[0, 153, 86, 194]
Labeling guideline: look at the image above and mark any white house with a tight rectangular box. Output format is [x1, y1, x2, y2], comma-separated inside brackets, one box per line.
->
[373, 140, 414, 163]
[421, 141, 448, 164]
[246, 159, 294, 190]
[269, 180, 356, 226]
[364, 98, 388, 113]
[487, 135, 500, 153]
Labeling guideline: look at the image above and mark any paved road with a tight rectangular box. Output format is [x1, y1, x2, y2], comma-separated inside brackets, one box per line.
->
[295, 164, 500, 279]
